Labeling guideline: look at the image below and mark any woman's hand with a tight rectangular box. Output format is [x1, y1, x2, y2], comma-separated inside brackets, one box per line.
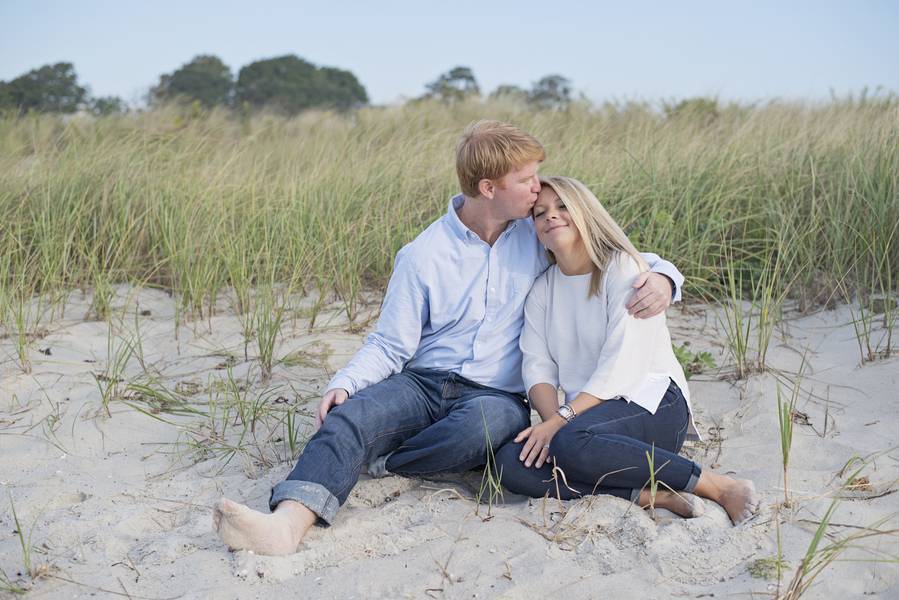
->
[515, 418, 564, 468]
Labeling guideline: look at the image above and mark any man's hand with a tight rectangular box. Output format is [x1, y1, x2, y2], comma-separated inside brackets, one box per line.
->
[316, 388, 349, 429]
[627, 272, 674, 318]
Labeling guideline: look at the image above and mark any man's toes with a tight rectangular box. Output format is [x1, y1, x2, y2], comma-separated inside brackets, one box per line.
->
[216, 497, 242, 518]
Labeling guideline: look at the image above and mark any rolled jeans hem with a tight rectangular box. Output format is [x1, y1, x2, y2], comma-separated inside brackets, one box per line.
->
[368, 452, 394, 479]
[270, 480, 339, 526]
[683, 464, 702, 494]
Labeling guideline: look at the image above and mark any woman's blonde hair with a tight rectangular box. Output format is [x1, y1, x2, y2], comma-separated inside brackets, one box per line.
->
[539, 176, 648, 297]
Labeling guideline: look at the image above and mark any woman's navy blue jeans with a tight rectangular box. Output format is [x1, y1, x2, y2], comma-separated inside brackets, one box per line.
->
[496, 381, 701, 502]
[270, 368, 530, 524]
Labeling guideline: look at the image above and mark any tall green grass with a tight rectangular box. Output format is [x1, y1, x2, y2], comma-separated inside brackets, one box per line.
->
[1, 98, 896, 362]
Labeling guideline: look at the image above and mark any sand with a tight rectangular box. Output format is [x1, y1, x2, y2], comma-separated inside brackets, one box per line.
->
[1, 286, 897, 599]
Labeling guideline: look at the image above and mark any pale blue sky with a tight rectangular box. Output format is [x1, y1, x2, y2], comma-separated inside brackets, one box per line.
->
[1, 0, 897, 106]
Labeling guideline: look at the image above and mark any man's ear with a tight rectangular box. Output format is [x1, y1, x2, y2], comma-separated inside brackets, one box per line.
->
[478, 178, 495, 199]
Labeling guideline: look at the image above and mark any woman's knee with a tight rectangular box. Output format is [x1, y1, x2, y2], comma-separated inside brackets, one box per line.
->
[495, 442, 521, 468]
[549, 425, 590, 463]
[495, 443, 532, 493]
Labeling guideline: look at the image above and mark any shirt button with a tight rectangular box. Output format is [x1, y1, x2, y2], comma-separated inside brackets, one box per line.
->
[490, 287, 496, 293]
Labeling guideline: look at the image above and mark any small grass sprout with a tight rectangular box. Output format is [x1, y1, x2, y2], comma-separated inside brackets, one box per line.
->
[475, 403, 504, 519]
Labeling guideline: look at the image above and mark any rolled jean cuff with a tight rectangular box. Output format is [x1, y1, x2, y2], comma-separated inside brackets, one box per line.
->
[683, 462, 702, 494]
[270, 480, 339, 526]
[368, 451, 394, 479]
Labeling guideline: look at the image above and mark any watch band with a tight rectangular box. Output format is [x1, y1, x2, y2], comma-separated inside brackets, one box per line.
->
[557, 404, 577, 422]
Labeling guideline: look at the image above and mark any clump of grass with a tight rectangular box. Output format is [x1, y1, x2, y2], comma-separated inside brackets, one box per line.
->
[254, 284, 287, 382]
[748, 555, 789, 580]
[776, 383, 797, 508]
[3, 493, 51, 594]
[124, 366, 314, 475]
[776, 355, 809, 507]
[92, 323, 136, 415]
[644, 444, 660, 519]
[0, 98, 895, 330]
[778, 469, 898, 599]
[672, 341, 716, 379]
[475, 404, 504, 519]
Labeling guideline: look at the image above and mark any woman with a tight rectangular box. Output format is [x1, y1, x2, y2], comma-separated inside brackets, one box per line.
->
[496, 176, 758, 524]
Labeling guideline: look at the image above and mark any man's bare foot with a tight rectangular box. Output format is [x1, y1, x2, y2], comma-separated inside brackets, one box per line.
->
[638, 489, 704, 518]
[212, 498, 316, 555]
[693, 472, 760, 524]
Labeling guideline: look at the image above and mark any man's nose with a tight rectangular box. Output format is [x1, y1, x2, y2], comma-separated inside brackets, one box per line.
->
[530, 176, 541, 192]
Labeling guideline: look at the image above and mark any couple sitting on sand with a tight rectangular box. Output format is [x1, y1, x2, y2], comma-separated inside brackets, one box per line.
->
[214, 120, 759, 555]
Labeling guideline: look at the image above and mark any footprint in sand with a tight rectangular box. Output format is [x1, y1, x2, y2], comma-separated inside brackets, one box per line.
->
[345, 475, 420, 508]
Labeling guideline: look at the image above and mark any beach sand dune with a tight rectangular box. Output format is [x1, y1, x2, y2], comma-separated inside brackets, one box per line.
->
[1, 287, 896, 598]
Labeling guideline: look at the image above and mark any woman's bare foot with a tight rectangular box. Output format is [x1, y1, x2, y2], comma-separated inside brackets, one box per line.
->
[717, 479, 759, 524]
[638, 489, 705, 518]
[693, 472, 760, 524]
[212, 498, 316, 555]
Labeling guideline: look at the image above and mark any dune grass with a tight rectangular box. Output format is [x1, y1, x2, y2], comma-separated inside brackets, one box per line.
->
[0, 98, 895, 361]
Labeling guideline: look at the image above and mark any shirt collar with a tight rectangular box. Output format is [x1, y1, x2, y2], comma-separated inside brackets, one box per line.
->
[446, 194, 521, 242]
[446, 194, 475, 241]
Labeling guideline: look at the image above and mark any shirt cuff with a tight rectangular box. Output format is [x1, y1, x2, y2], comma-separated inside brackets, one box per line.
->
[326, 375, 356, 398]
[523, 377, 559, 396]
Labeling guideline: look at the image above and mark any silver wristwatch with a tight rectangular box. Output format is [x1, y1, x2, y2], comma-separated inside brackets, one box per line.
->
[556, 404, 577, 423]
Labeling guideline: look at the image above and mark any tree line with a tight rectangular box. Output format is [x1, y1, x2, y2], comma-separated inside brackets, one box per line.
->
[0, 57, 573, 116]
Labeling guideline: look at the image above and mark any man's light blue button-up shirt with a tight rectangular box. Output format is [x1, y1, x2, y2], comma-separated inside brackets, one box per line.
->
[327, 195, 684, 396]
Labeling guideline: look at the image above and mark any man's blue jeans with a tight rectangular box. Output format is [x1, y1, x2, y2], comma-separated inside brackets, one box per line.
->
[496, 380, 700, 502]
[270, 368, 530, 524]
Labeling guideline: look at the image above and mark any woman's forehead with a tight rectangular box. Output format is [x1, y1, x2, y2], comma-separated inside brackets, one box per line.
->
[536, 186, 560, 205]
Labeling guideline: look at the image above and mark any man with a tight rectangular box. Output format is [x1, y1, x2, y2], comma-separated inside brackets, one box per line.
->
[213, 121, 683, 555]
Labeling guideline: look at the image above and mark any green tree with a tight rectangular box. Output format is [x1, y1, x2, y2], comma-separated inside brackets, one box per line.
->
[151, 55, 233, 107]
[0, 62, 87, 113]
[489, 84, 528, 102]
[90, 95, 127, 116]
[317, 66, 369, 110]
[662, 97, 720, 124]
[528, 74, 572, 110]
[424, 66, 480, 102]
[235, 55, 367, 114]
[0, 81, 12, 110]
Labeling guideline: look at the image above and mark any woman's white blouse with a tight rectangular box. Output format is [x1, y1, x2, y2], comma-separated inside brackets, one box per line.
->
[520, 252, 700, 439]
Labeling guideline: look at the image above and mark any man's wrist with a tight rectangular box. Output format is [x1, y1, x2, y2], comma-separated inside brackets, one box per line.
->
[326, 386, 350, 399]
[662, 274, 676, 298]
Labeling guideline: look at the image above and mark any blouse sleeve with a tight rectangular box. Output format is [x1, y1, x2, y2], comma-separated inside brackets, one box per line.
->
[582, 253, 665, 401]
[520, 274, 559, 393]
